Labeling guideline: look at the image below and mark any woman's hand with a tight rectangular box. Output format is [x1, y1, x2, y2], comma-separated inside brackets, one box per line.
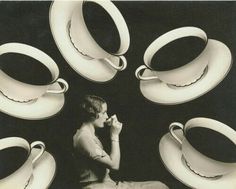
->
[108, 115, 123, 139]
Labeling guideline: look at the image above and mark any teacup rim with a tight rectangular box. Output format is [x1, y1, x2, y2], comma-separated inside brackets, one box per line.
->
[0, 43, 60, 87]
[144, 36, 209, 72]
[69, 0, 130, 59]
[143, 26, 208, 72]
[0, 137, 32, 181]
[184, 117, 236, 145]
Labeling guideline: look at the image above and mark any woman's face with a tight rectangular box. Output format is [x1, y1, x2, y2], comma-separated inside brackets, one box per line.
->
[93, 103, 109, 128]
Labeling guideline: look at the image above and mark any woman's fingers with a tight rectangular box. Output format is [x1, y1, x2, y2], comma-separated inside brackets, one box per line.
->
[107, 114, 123, 132]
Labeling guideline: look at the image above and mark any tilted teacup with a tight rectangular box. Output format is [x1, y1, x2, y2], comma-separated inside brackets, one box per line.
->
[169, 117, 236, 178]
[0, 137, 45, 189]
[69, 0, 130, 71]
[0, 43, 69, 102]
[135, 27, 208, 86]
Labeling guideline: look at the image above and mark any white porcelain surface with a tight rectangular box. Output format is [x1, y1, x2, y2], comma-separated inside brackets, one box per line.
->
[169, 118, 236, 177]
[159, 130, 236, 189]
[0, 82, 65, 120]
[70, 0, 130, 59]
[139, 39, 232, 104]
[49, 0, 122, 82]
[27, 148, 56, 189]
[137, 27, 208, 86]
[0, 138, 45, 189]
[0, 43, 68, 102]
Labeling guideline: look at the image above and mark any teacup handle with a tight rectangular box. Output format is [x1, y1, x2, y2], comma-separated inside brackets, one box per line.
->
[135, 65, 159, 81]
[169, 122, 184, 145]
[105, 55, 127, 71]
[30, 141, 46, 165]
[46, 78, 69, 94]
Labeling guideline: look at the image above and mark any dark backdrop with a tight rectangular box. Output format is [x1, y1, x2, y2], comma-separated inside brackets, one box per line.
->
[0, 1, 236, 189]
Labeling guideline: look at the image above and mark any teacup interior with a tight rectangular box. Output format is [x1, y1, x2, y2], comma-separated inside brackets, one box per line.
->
[83, 1, 120, 54]
[0, 146, 28, 179]
[186, 127, 236, 163]
[0, 53, 52, 85]
[151, 36, 206, 71]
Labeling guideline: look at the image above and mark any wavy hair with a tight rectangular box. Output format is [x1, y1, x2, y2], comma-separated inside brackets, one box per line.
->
[79, 95, 106, 123]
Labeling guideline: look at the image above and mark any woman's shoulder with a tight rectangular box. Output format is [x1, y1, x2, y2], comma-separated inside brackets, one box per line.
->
[73, 128, 103, 155]
[73, 128, 92, 142]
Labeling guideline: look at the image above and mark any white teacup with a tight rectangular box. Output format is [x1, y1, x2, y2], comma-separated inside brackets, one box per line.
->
[0, 43, 69, 102]
[169, 117, 236, 178]
[135, 27, 208, 86]
[0, 137, 45, 189]
[69, 0, 130, 71]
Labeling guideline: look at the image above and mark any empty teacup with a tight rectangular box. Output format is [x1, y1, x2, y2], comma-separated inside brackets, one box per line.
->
[0, 137, 45, 189]
[169, 117, 236, 177]
[0, 43, 69, 102]
[135, 27, 208, 86]
[69, 0, 130, 71]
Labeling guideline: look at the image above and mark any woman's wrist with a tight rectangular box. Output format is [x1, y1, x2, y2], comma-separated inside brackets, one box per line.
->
[111, 139, 119, 142]
[111, 134, 119, 142]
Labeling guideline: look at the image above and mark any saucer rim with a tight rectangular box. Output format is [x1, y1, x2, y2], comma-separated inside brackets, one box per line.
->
[0, 82, 65, 120]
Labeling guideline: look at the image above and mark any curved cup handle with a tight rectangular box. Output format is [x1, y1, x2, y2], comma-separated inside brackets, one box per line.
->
[169, 122, 184, 145]
[105, 55, 127, 71]
[47, 78, 69, 94]
[135, 65, 159, 81]
[30, 141, 45, 165]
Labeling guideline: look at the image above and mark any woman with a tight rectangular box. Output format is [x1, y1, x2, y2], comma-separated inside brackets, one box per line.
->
[73, 95, 169, 189]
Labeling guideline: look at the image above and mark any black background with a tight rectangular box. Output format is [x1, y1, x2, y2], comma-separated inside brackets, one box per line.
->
[0, 1, 236, 189]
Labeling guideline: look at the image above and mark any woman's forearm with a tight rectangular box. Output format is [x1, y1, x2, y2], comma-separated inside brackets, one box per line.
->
[109, 135, 121, 170]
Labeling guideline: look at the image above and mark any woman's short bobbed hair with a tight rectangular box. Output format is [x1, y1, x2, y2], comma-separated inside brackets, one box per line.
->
[79, 95, 106, 123]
